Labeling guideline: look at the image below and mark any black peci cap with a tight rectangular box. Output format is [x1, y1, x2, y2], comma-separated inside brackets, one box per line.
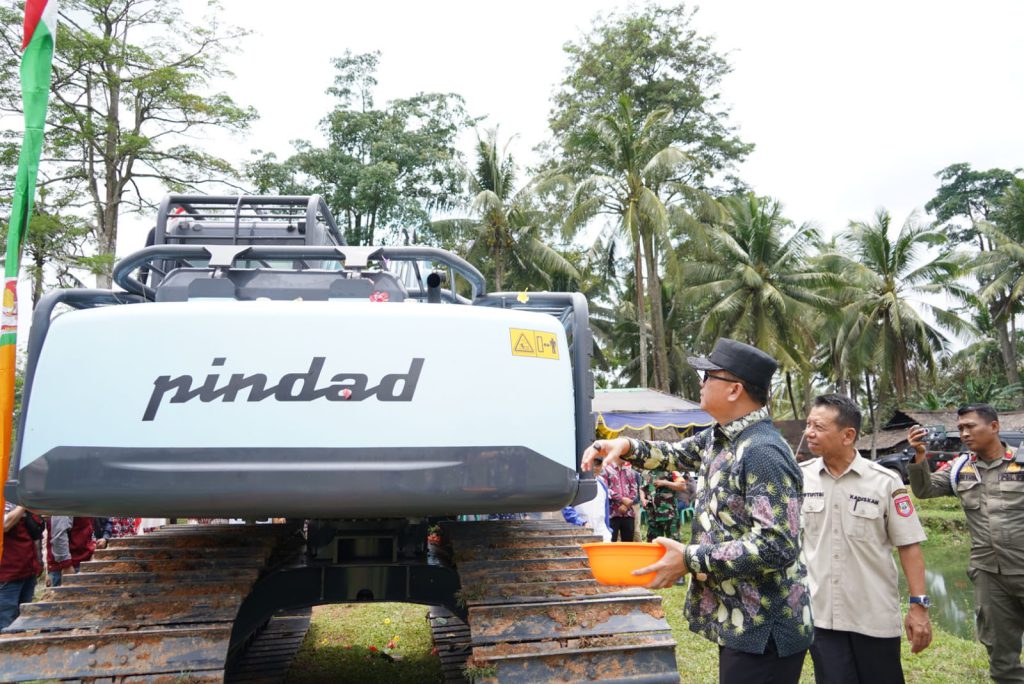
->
[688, 338, 779, 392]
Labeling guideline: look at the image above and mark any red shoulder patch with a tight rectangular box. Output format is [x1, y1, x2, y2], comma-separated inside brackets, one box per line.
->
[894, 494, 914, 518]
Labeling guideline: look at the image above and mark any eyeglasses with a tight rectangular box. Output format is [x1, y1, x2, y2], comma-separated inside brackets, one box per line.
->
[701, 372, 737, 385]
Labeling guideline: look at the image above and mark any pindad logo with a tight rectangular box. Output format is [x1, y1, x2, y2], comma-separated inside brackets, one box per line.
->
[143, 357, 424, 421]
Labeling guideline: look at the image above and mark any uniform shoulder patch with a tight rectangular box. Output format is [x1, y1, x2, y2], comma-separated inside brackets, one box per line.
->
[891, 487, 908, 499]
[894, 494, 915, 518]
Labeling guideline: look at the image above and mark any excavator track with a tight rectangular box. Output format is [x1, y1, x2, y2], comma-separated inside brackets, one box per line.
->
[435, 520, 680, 684]
[0, 523, 303, 683]
[0, 519, 680, 683]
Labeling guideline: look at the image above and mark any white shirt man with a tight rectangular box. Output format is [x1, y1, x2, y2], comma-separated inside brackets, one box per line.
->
[801, 394, 931, 684]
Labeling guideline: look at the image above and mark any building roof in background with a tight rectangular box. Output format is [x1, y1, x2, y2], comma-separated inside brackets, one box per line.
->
[855, 430, 911, 453]
[883, 409, 1024, 432]
[593, 388, 713, 432]
[856, 408, 1024, 455]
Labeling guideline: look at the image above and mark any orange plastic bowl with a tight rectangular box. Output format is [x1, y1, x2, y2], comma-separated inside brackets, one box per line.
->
[581, 542, 667, 586]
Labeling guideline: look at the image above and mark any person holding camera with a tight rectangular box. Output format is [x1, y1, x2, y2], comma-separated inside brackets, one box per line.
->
[907, 404, 1024, 683]
[0, 502, 44, 630]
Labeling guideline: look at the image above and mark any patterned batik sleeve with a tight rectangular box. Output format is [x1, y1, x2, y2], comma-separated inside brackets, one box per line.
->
[685, 442, 802, 579]
[624, 433, 705, 473]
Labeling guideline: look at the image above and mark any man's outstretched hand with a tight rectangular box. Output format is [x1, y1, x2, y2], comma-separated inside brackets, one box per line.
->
[581, 438, 632, 472]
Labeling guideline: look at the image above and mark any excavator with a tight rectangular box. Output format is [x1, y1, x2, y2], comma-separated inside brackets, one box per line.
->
[0, 195, 680, 682]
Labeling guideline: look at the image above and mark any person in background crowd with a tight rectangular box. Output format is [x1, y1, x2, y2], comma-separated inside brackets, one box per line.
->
[92, 517, 139, 549]
[0, 503, 43, 630]
[46, 517, 95, 587]
[582, 338, 812, 683]
[641, 468, 684, 542]
[603, 460, 640, 542]
[907, 404, 1024, 684]
[801, 393, 931, 683]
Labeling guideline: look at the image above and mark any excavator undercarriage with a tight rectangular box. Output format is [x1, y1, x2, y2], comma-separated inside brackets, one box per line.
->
[0, 520, 680, 683]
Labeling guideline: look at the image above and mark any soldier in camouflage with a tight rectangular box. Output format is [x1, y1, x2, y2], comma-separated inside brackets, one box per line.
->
[641, 468, 682, 541]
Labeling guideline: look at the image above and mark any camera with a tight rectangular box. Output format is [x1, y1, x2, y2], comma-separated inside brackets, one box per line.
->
[923, 424, 946, 447]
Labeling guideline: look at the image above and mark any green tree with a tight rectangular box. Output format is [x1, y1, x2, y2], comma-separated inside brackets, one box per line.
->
[972, 178, 1024, 390]
[677, 194, 835, 417]
[549, 2, 752, 189]
[430, 130, 576, 291]
[926, 163, 1020, 248]
[0, 0, 256, 287]
[21, 190, 92, 305]
[604, 271, 703, 398]
[828, 210, 970, 413]
[248, 51, 471, 246]
[564, 96, 691, 391]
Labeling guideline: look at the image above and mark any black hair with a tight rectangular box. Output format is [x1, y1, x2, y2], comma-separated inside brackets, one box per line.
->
[743, 381, 769, 406]
[958, 403, 999, 425]
[813, 393, 862, 435]
[716, 370, 770, 406]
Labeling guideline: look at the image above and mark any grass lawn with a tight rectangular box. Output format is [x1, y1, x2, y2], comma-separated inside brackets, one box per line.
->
[284, 603, 442, 684]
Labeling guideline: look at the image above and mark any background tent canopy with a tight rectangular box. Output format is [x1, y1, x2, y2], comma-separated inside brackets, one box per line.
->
[593, 388, 713, 432]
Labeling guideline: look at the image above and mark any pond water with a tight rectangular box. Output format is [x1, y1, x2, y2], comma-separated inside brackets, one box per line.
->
[898, 540, 975, 640]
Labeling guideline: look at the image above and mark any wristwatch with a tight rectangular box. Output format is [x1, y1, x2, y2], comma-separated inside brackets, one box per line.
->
[909, 595, 931, 608]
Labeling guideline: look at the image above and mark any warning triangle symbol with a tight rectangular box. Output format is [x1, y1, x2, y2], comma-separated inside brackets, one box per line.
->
[514, 333, 535, 354]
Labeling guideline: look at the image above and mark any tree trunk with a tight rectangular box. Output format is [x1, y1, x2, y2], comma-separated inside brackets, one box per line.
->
[634, 244, 648, 388]
[95, 51, 121, 291]
[865, 371, 878, 460]
[95, 202, 117, 290]
[802, 375, 813, 417]
[642, 231, 669, 392]
[994, 317, 1022, 388]
[31, 252, 44, 307]
[786, 371, 800, 420]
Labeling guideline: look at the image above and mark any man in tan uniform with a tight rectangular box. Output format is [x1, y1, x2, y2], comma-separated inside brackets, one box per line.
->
[908, 404, 1024, 684]
[802, 394, 932, 683]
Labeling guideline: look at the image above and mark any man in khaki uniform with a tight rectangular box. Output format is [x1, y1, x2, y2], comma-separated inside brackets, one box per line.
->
[802, 394, 932, 683]
[908, 404, 1024, 684]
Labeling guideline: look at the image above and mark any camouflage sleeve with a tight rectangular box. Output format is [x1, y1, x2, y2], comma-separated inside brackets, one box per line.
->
[907, 458, 953, 499]
[684, 443, 802, 580]
[623, 433, 704, 472]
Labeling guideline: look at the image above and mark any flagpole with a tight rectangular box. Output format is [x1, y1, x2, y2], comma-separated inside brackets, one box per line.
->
[1, 0, 56, 560]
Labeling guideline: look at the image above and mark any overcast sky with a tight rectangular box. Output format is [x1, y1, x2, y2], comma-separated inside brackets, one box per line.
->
[140, 0, 1024, 255]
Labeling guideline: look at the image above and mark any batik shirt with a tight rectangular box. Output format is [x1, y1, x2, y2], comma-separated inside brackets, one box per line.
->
[602, 463, 639, 518]
[623, 406, 813, 657]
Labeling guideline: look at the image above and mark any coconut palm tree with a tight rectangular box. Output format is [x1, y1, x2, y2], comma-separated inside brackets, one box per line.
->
[432, 129, 577, 292]
[828, 210, 971, 406]
[564, 95, 691, 390]
[973, 178, 1024, 390]
[677, 193, 836, 417]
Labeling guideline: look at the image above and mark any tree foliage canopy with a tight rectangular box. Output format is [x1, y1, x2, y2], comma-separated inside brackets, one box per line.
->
[247, 51, 472, 246]
[0, 0, 255, 285]
[925, 162, 1021, 247]
[549, 3, 752, 188]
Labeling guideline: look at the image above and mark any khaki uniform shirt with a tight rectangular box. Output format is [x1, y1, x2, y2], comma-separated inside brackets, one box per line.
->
[801, 455, 927, 638]
[909, 446, 1024, 575]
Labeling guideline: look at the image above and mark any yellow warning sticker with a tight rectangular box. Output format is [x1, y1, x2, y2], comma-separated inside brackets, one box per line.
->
[510, 328, 559, 360]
